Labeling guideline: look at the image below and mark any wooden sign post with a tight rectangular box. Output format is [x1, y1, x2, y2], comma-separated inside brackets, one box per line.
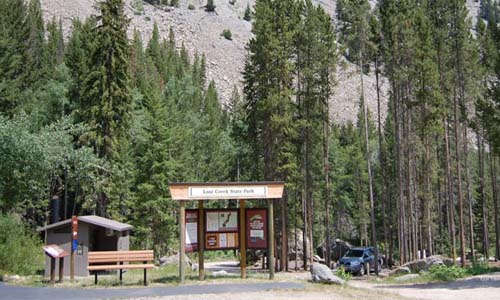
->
[198, 200, 205, 280]
[71, 216, 78, 280]
[239, 199, 247, 279]
[179, 200, 186, 284]
[43, 245, 69, 284]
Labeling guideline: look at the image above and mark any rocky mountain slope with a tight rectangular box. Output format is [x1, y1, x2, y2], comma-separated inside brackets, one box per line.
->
[40, 0, 480, 124]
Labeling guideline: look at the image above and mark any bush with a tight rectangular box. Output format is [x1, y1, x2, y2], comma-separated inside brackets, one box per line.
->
[0, 214, 44, 275]
[243, 4, 252, 21]
[221, 29, 232, 40]
[336, 265, 352, 281]
[188, 4, 195, 10]
[466, 261, 492, 276]
[428, 265, 467, 281]
[229, 0, 236, 5]
[132, 0, 144, 15]
[206, 0, 216, 12]
[170, 0, 179, 7]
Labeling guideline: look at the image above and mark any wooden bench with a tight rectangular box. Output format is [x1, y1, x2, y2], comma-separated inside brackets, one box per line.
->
[88, 250, 154, 285]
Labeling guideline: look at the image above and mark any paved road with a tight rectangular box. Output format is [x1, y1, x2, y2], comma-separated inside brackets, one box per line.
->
[0, 282, 304, 300]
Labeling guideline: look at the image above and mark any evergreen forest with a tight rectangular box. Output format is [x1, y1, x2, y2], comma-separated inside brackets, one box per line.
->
[2, 0, 500, 275]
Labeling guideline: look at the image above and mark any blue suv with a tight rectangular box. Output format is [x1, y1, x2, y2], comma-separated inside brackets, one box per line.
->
[337, 247, 381, 275]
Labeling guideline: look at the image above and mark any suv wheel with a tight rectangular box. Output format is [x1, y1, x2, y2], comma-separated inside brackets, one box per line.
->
[359, 264, 365, 276]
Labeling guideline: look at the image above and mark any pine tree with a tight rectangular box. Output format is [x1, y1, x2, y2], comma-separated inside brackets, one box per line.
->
[206, 0, 216, 12]
[244, 0, 300, 272]
[46, 18, 65, 68]
[25, 0, 47, 87]
[79, 0, 132, 160]
[244, 4, 252, 21]
[65, 18, 97, 114]
[0, 0, 28, 114]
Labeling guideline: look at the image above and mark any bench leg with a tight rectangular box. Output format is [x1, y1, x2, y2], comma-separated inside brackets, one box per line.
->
[144, 268, 147, 286]
[95, 273, 98, 285]
[119, 269, 122, 284]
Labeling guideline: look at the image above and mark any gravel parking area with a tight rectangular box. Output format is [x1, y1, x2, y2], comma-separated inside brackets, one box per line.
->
[349, 273, 500, 300]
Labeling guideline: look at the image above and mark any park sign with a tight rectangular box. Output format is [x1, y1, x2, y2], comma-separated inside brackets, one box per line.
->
[189, 186, 267, 199]
[169, 182, 284, 200]
[170, 181, 283, 282]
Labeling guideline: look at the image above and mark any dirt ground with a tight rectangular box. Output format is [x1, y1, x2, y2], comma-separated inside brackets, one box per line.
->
[130, 286, 406, 300]
[186, 261, 500, 300]
[349, 273, 500, 300]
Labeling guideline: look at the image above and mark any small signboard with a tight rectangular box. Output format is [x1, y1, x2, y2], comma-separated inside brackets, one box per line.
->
[206, 210, 238, 232]
[204, 209, 239, 250]
[43, 244, 69, 258]
[185, 210, 198, 252]
[246, 209, 268, 249]
[205, 232, 239, 250]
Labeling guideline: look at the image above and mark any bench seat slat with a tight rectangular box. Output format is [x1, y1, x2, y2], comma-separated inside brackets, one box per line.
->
[88, 264, 155, 271]
[90, 254, 153, 258]
[89, 256, 153, 262]
[89, 250, 153, 255]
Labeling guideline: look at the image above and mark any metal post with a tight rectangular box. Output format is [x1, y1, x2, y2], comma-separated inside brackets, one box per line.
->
[198, 200, 205, 280]
[239, 199, 247, 279]
[179, 200, 186, 283]
[119, 261, 123, 284]
[268, 199, 275, 280]
[144, 262, 147, 286]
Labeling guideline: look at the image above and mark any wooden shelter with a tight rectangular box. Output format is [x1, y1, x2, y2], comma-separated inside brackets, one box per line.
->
[168, 181, 284, 283]
[37, 215, 133, 277]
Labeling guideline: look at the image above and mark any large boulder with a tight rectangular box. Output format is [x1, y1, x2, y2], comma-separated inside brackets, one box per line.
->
[310, 262, 345, 285]
[317, 239, 352, 261]
[390, 266, 411, 275]
[159, 253, 192, 267]
[401, 255, 452, 273]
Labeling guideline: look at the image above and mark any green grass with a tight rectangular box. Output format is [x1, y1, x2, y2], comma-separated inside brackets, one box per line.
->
[13, 262, 275, 288]
[383, 262, 500, 285]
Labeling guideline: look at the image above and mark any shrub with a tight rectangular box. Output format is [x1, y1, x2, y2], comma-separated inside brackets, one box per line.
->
[229, 0, 236, 5]
[428, 265, 467, 281]
[466, 261, 491, 276]
[188, 4, 195, 10]
[170, 0, 179, 7]
[0, 214, 44, 275]
[243, 4, 252, 21]
[132, 0, 144, 15]
[206, 0, 216, 12]
[221, 29, 232, 40]
[336, 265, 352, 281]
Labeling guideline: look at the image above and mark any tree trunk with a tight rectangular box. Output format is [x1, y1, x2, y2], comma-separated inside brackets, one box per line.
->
[394, 83, 406, 264]
[453, 92, 466, 267]
[489, 144, 500, 261]
[444, 120, 457, 263]
[323, 101, 331, 268]
[359, 56, 378, 274]
[281, 192, 288, 271]
[376, 58, 390, 263]
[478, 133, 488, 259]
[463, 126, 475, 262]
